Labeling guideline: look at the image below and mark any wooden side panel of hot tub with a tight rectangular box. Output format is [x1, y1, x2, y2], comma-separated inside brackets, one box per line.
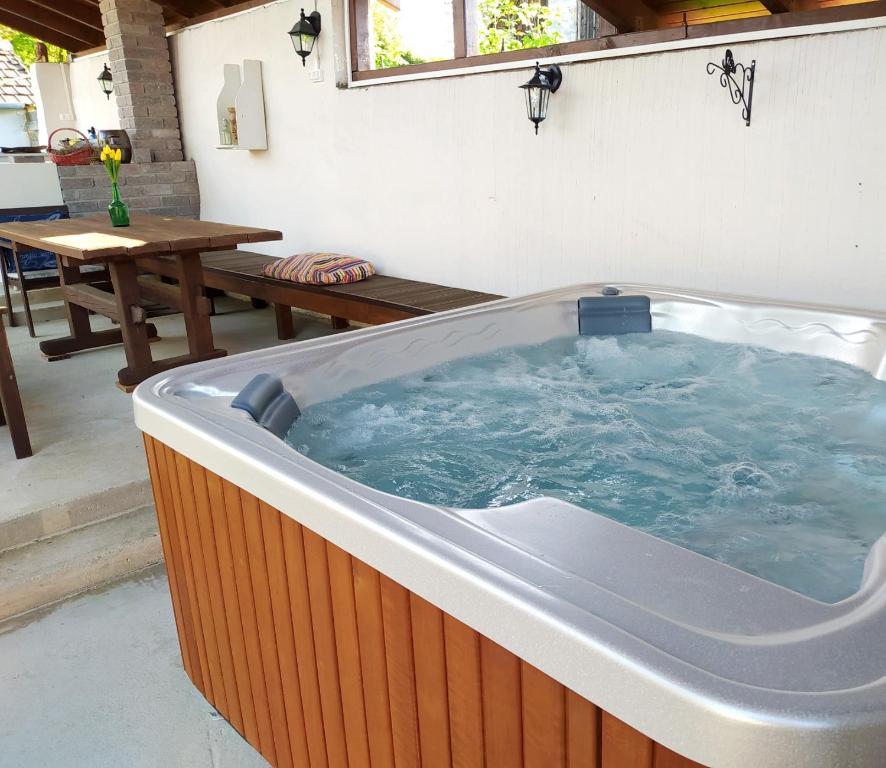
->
[144, 436, 705, 768]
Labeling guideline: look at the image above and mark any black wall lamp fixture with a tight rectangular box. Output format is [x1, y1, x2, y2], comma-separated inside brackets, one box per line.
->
[289, 8, 322, 66]
[706, 49, 755, 126]
[520, 62, 562, 135]
[97, 63, 113, 100]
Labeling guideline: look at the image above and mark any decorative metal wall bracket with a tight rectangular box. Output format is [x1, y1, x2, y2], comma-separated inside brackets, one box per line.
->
[706, 49, 755, 127]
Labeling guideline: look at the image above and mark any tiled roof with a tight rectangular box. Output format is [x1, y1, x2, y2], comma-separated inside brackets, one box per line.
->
[0, 41, 34, 106]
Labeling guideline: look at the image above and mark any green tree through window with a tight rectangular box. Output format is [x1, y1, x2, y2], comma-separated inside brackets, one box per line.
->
[478, 0, 562, 55]
[0, 26, 67, 66]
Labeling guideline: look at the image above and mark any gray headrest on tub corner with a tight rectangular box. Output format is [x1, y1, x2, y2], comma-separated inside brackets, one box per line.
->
[231, 373, 300, 439]
[578, 295, 652, 336]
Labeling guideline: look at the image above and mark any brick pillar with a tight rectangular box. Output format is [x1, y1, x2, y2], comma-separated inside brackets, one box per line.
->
[100, 0, 182, 163]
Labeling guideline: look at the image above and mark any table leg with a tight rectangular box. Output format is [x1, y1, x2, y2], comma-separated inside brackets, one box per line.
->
[38, 256, 158, 361]
[0, 317, 32, 459]
[109, 259, 157, 388]
[176, 250, 223, 358]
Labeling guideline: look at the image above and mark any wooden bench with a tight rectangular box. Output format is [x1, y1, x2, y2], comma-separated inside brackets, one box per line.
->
[150, 250, 503, 339]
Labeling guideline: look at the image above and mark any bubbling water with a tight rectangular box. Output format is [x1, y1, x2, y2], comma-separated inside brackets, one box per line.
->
[285, 331, 886, 603]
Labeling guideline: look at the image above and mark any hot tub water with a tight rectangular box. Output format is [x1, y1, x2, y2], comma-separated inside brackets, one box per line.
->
[286, 331, 886, 603]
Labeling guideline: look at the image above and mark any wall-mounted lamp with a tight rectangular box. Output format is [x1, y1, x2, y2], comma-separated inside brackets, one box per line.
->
[288, 8, 322, 66]
[519, 62, 562, 135]
[97, 63, 113, 100]
[706, 49, 755, 127]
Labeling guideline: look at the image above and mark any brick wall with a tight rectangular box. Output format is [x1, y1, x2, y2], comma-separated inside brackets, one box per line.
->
[58, 161, 199, 218]
[99, 0, 183, 163]
[58, 0, 200, 219]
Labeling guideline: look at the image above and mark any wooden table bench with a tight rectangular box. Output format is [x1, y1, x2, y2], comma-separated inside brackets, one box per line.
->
[0, 215, 282, 390]
[149, 250, 503, 339]
[0, 307, 31, 459]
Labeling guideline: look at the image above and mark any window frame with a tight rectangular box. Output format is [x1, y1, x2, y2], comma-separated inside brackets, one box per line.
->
[347, 0, 886, 83]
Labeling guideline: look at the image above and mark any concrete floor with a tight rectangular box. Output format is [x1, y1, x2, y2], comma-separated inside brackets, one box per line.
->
[0, 565, 269, 768]
[0, 297, 338, 549]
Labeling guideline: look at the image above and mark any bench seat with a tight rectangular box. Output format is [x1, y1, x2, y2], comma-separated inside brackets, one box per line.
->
[148, 250, 503, 339]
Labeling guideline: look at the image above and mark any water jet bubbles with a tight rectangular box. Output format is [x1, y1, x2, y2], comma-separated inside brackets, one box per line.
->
[286, 330, 886, 603]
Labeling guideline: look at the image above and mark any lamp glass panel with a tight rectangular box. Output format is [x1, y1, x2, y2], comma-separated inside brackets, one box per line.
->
[525, 86, 548, 121]
[299, 32, 316, 55]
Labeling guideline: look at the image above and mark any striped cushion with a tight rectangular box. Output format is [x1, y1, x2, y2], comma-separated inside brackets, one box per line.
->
[262, 253, 375, 284]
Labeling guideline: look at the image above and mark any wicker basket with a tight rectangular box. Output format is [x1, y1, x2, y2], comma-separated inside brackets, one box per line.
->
[47, 128, 94, 167]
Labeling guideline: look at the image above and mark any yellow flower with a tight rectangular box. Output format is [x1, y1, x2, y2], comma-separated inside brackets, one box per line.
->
[100, 145, 110, 161]
[114, 148, 122, 163]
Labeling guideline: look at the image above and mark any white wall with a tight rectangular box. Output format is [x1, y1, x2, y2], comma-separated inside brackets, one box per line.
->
[69, 51, 120, 137]
[30, 63, 77, 147]
[170, 1, 886, 312]
[0, 164, 63, 207]
[0, 107, 30, 146]
[32, 56, 120, 147]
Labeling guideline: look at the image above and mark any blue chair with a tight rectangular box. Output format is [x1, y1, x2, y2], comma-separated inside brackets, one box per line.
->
[0, 205, 105, 338]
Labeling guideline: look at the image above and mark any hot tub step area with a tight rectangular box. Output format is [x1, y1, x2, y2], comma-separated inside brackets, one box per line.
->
[0, 478, 152, 554]
[0, 504, 162, 622]
[145, 435, 706, 768]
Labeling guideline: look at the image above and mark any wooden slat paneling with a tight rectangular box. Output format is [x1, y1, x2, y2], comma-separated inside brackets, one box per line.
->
[223, 482, 278, 763]
[191, 463, 243, 731]
[205, 470, 261, 746]
[480, 636, 523, 767]
[409, 594, 452, 768]
[144, 436, 708, 768]
[302, 529, 349, 768]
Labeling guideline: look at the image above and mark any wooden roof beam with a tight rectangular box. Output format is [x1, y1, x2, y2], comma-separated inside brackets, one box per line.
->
[1, 0, 105, 47]
[23, 0, 104, 32]
[161, 0, 227, 17]
[758, 0, 817, 12]
[0, 9, 93, 52]
[580, 0, 661, 32]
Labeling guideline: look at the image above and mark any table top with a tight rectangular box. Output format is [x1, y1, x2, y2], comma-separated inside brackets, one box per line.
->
[0, 213, 282, 263]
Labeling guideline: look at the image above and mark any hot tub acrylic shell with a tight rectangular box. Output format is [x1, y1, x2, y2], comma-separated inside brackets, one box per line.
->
[134, 284, 886, 768]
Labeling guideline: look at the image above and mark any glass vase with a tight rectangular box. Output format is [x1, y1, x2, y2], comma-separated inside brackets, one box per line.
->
[108, 182, 130, 227]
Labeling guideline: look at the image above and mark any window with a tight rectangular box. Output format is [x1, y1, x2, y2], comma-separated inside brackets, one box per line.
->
[468, 0, 606, 57]
[349, 0, 886, 81]
[370, 0, 454, 69]
[350, 0, 608, 78]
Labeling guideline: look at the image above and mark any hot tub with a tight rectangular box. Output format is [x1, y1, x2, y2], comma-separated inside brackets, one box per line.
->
[134, 285, 886, 768]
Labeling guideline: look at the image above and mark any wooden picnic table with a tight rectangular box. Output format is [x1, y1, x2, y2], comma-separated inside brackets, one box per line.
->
[0, 213, 282, 390]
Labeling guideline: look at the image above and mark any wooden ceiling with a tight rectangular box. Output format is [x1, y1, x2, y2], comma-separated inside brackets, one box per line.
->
[0, 0, 249, 53]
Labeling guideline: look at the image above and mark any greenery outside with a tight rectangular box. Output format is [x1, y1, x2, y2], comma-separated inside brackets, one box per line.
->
[0, 26, 67, 67]
[373, 0, 562, 69]
[478, 0, 562, 54]
[373, 4, 427, 69]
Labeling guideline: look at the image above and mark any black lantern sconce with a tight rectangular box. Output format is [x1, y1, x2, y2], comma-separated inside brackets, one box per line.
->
[289, 8, 322, 66]
[97, 63, 113, 100]
[706, 49, 755, 127]
[519, 62, 562, 135]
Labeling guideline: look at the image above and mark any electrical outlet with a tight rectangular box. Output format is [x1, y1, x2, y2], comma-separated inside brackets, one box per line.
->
[59, 113, 75, 121]
[309, 69, 324, 83]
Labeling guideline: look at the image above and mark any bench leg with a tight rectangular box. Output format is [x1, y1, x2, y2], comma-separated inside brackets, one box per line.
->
[331, 316, 350, 330]
[274, 304, 294, 340]
[0, 318, 32, 459]
[1, 251, 15, 328]
[11, 245, 36, 338]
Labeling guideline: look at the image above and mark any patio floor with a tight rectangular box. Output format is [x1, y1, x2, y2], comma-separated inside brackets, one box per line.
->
[0, 565, 269, 767]
[0, 296, 338, 551]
